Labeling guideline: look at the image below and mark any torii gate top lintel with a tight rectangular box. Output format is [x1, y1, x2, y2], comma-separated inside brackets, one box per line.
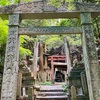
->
[0, 1, 100, 19]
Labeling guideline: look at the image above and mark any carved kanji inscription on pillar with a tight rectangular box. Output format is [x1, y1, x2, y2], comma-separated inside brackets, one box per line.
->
[1, 14, 19, 100]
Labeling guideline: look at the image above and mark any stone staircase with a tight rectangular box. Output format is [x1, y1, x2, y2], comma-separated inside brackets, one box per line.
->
[35, 85, 68, 100]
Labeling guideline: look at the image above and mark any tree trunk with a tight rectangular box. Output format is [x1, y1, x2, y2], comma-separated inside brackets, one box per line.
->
[32, 42, 39, 79]
[39, 43, 44, 71]
[64, 38, 72, 75]
[44, 44, 48, 68]
[39, 43, 46, 82]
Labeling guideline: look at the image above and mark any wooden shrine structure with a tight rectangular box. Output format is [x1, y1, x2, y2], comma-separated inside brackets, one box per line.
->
[0, 0, 100, 100]
[48, 55, 67, 82]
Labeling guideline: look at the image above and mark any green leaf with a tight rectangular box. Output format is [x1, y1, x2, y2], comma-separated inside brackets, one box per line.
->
[0, 0, 10, 6]
[19, 47, 32, 58]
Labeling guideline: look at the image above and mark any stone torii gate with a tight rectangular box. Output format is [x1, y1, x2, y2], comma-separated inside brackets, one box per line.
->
[0, 1, 100, 100]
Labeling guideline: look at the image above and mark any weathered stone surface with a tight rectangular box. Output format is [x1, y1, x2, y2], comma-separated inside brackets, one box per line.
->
[22, 77, 34, 87]
[1, 14, 20, 100]
[71, 86, 77, 100]
[0, 1, 100, 19]
[36, 85, 67, 100]
[27, 87, 33, 100]
[81, 13, 100, 100]
[17, 73, 22, 98]
[19, 26, 81, 35]
[81, 72, 88, 97]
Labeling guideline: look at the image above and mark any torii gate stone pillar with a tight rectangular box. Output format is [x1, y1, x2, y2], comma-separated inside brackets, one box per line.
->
[81, 12, 100, 100]
[1, 14, 20, 100]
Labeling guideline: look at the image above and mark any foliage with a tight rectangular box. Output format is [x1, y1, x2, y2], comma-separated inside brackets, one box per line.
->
[20, 0, 32, 3]
[83, 0, 100, 4]
[0, 18, 8, 71]
[0, 19, 8, 45]
[49, 0, 64, 8]
[93, 17, 100, 38]
[19, 47, 32, 59]
[62, 84, 68, 92]
[49, 0, 74, 8]
[0, 19, 32, 70]
[41, 81, 53, 85]
[45, 35, 64, 50]
[0, 0, 10, 6]
[58, 19, 80, 26]
[49, 0, 76, 11]
[19, 35, 33, 60]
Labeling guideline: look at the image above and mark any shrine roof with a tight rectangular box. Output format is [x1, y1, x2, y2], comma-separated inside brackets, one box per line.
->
[0, 1, 100, 19]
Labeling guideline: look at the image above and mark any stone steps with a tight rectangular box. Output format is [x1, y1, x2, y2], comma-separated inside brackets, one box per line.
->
[35, 85, 68, 100]
[37, 92, 67, 96]
[40, 89, 63, 92]
[36, 95, 67, 100]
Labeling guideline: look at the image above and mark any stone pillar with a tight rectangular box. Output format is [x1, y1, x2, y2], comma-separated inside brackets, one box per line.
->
[17, 72, 22, 98]
[81, 13, 100, 100]
[1, 14, 20, 100]
[28, 87, 33, 100]
[81, 72, 88, 96]
[0, 86, 1, 99]
[71, 86, 77, 100]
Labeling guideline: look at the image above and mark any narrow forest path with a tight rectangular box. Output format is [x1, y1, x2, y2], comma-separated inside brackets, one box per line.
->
[35, 84, 68, 100]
